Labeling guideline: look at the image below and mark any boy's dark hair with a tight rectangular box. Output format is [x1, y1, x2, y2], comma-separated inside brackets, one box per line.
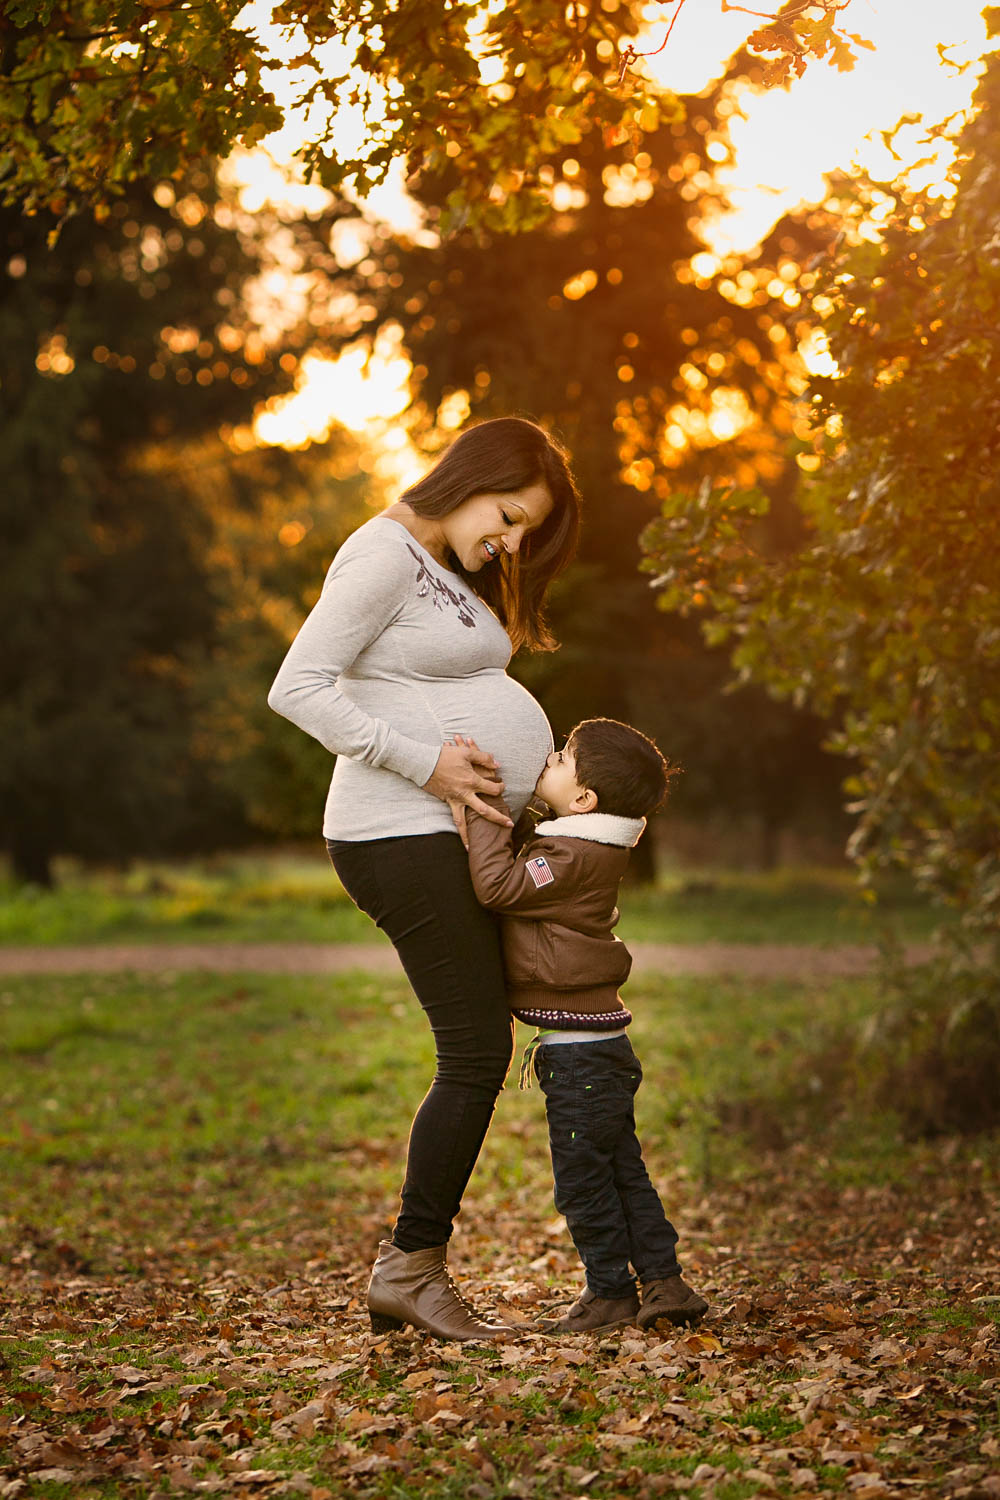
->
[568, 718, 677, 819]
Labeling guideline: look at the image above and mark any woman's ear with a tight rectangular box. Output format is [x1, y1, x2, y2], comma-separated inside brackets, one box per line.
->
[571, 786, 598, 814]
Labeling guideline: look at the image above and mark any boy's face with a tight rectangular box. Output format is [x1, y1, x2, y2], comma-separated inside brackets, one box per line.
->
[534, 741, 596, 818]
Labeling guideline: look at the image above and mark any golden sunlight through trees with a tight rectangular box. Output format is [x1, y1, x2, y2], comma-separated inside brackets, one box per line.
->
[230, 0, 994, 455]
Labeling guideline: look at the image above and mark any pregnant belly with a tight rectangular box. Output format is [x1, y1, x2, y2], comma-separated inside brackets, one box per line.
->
[434, 670, 552, 819]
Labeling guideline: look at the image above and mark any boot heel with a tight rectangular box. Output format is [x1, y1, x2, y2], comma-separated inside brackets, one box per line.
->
[369, 1310, 406, 1333]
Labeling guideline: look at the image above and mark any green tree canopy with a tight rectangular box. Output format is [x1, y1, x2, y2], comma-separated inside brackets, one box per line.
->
[0, 167, 307, 884]
[640, 17, 1000, 940]
[0, 0, 870, 229]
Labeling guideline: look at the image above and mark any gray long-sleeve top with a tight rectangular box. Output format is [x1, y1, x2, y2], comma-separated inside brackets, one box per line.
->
[267, 517, 553, 841]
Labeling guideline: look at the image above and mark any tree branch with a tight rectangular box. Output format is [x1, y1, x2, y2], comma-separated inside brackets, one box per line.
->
[618, 0, 691, 82]
[720, 1, 852, 20]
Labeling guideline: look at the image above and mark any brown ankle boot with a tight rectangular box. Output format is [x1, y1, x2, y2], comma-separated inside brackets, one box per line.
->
[637, 1274, 708, 1329]
[366, 1241, 509, 1341]
[542, 1285, 639, 1334]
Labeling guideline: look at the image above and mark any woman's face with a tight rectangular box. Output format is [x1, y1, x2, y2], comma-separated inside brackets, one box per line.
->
[441, 481, 553, 573]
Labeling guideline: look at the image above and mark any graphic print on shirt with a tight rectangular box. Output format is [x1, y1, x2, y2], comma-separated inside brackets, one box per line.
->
[407, 544, 477, 627]
[526, 856, 555, 888]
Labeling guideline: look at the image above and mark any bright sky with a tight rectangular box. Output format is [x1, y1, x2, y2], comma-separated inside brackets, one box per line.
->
[232, 0, 993, 468]
[654, 0, 992, 252]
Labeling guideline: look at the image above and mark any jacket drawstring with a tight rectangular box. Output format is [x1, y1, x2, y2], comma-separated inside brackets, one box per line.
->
[517, 1032, 544, 1090]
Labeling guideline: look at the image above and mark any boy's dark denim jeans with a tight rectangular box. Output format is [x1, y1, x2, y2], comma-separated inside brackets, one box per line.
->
[535, 1035, 682, 1299]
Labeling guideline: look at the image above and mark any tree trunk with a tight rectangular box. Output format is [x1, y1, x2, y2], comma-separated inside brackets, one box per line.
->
[758, 815, 782, 871]
[9, 837, 54, 888]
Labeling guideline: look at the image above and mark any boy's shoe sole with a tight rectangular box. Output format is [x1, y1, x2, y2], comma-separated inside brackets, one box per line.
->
[637, 1306, 706, 1329]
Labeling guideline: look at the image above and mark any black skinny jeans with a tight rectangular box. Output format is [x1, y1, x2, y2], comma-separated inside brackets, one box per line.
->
[327, 832, 514, 1251]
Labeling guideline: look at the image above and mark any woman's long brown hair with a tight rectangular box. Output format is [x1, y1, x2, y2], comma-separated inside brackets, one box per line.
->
[399, 417, 581, 652]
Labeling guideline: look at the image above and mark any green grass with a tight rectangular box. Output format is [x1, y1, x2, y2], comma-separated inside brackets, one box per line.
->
[3, 972, 997, 1498]
[624, 866, 944, 946]
[0, 853, 383, 947]
[0, 850, 947, 947]
[0, 967, 985, 1266]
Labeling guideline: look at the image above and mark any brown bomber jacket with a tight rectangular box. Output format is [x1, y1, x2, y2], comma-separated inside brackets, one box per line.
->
[466, 797, 645, 1031]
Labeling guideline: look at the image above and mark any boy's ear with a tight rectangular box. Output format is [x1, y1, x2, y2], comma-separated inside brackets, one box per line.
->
[572, 786, 598, 814]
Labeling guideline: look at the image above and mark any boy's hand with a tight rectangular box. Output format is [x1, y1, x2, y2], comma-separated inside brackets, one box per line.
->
[449, 799, 470, 849]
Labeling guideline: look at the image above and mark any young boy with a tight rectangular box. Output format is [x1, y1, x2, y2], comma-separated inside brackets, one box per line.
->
[466, 717, 708, 1334]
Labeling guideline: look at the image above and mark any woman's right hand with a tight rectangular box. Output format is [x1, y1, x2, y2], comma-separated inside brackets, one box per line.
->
[423, 739, 514, 844]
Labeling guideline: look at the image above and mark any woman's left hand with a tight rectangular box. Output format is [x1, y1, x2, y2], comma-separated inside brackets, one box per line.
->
[448, 735, 506, 849]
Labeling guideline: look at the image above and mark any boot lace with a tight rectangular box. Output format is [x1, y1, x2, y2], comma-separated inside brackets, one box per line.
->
[429, 1267, 487, 1328]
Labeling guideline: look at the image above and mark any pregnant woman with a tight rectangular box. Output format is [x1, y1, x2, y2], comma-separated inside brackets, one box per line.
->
[268, 417, 581, 1339]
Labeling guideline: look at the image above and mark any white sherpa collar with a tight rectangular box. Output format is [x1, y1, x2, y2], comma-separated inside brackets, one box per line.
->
[534, 813, 646, 848]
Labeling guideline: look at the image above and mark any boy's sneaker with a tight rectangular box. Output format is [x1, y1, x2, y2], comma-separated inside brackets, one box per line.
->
[637, 1275, 708, 1329]
[543, 1286, 639, 1333]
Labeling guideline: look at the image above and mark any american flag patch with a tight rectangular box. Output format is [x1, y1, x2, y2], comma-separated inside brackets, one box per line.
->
[526, 856, 554, 888]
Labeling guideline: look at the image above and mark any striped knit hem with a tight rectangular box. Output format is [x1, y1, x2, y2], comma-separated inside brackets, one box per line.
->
[511, 1006, 633, 1032]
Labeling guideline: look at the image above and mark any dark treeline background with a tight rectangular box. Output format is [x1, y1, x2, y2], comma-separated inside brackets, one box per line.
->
[1, 62, 850, 888]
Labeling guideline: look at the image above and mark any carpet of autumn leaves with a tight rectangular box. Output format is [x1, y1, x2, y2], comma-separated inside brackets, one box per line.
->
[2, 971, 999, 1500]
